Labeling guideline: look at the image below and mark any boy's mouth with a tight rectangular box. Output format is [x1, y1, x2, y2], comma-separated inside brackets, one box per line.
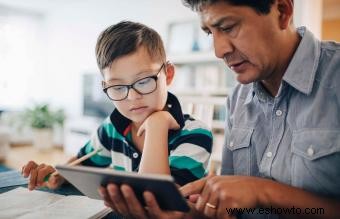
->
[130, 106, 148, 112]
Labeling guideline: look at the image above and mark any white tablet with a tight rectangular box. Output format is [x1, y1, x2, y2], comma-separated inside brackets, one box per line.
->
[55, 165, 190, 212]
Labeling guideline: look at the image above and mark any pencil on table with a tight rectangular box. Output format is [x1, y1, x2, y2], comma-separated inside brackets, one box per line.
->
[43, 148, 103, 182]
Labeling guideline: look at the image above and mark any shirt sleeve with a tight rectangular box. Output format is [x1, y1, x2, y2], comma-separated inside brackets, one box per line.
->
[77, 117, 112, 167]
[168, 120, 213, 186]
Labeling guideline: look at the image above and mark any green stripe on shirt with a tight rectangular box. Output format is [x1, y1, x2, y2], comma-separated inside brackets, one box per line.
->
[85, 142, 111, 166]
[102, 122, 126, 142]
[169, 128, 213, 145]
[169, 156, 205, 179]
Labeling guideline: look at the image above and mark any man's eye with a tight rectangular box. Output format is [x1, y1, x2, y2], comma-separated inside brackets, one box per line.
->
[221, 24, 236, 33]
[205, 30, 212, 36]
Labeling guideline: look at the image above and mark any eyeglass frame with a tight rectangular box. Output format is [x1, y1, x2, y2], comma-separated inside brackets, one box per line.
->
[102, 62, 167, 101]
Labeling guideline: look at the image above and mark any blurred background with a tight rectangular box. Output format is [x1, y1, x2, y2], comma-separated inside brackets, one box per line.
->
[0, 0, 339, 171]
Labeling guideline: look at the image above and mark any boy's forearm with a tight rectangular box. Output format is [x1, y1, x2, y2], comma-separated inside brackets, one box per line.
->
[138, 122, 171, 175]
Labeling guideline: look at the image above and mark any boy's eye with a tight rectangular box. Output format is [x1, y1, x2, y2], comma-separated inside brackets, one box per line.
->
[136, 77, 152, 85]
[112, 85, 126, 92]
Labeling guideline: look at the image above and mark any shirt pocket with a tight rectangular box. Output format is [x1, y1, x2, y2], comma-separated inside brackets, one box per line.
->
[291, 129, 340, 198]
[226, 127, 254, 175]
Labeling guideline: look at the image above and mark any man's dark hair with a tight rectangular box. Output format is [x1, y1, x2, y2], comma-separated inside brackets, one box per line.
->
[95, 21, 166, 73]
[182, 0, 275, 14]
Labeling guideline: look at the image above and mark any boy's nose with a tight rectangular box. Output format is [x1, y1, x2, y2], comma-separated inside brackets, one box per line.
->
[127, 88, 143, 100]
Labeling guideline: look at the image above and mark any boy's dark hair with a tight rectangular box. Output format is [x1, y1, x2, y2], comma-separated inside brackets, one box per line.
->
[95, 21, 166, 73]
[182, 0, 275, 14]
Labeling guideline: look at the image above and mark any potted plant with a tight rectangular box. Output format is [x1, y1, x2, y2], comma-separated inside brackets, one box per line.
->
[24, 104, 65, 151]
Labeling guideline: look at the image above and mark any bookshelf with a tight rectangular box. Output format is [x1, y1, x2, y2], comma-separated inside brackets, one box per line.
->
[168, 51, 237, 163]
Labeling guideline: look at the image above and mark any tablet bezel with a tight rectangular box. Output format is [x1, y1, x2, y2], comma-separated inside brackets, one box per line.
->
[55, 165, 190, 212]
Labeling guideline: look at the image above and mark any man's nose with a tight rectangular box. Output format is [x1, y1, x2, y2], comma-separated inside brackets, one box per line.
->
[213, 32, 233, 59]
[126, 87, 143, 100]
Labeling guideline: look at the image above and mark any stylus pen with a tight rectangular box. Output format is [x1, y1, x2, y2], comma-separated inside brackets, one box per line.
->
[43, 148, 103, 182]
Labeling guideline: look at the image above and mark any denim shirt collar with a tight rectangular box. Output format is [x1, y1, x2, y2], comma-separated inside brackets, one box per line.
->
[246, 27, 321, 105]
[282, 26, 321, 95]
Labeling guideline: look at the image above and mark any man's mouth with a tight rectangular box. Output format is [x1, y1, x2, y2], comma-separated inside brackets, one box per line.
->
[228, 60, 248, 73]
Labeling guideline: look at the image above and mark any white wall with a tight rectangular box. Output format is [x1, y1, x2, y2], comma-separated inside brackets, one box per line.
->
[0, 0, 197, 118]
[294, 0, 323, 39]
[0, 0, 325, 119]
[44, 0, 196, 118]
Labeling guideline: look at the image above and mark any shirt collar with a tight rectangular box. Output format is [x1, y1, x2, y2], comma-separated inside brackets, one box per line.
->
[282, 26, 321, 95]
[110, 92, 185, 136]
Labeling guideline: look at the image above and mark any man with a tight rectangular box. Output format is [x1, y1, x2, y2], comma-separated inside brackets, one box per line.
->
[180, 0, 340, 218]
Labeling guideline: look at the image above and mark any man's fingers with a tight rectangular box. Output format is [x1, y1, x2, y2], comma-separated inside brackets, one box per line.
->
[121, 184, 147, 219]
[143, 191, 163, 218]
[107, 184, 129, 216]
[188, 194, 200, 203]
[180, 177, 207, 197]
[98, 186, 117, 212]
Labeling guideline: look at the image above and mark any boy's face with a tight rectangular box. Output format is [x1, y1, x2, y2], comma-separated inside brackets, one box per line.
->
[102, 46, 173, 124]
[199, 1, 287, 84]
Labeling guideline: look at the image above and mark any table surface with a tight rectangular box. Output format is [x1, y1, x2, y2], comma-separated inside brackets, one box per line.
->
[3, 144, 72, 170]
[0, 166, 122, 219]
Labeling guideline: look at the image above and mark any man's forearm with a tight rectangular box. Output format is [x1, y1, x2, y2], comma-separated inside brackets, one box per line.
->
[258, 178, 340, 219]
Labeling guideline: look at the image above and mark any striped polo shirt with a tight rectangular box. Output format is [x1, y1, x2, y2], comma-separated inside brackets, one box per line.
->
[77, 92, 213, 185]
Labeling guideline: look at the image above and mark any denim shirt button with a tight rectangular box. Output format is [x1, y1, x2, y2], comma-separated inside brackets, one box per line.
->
[307, 146, 314, 156]
[133, 152, 139, 158]
[266, 151, 273, 158]
[275, 110, 283, 116]
[229, 141, 234, 148]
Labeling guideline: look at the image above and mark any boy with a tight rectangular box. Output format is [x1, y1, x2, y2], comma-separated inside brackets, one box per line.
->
[22, 21, 212, 197]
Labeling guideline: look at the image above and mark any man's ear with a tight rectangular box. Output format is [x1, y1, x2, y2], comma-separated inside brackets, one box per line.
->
[165, 62, 175, 85]
[277, 0, 294, 29]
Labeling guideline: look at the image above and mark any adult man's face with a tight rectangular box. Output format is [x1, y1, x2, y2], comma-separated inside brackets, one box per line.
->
[199, 1, 283, 84]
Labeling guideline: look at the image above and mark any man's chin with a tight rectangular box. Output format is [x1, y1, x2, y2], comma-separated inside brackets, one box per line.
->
[236, 76, 256, 85]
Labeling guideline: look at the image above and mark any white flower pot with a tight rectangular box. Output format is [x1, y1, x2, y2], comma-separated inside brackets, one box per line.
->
[32, 128, 54, 151]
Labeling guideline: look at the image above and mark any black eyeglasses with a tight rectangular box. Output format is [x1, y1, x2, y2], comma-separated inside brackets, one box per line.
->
[102, 63, 165, 101]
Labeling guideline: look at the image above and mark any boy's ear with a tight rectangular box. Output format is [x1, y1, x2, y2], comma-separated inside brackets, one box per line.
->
[165, 62, 175, 85]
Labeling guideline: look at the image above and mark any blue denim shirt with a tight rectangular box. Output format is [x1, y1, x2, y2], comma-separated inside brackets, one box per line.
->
[221, 27, 340, 218]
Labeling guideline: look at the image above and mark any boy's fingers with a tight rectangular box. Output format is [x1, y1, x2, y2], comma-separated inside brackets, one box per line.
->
[37, 166, 55, 186]
[28, 168, 38, 190]
[29, 164, 46, 190]
[121, 184, 147, 219]
[180, 178, 207, 197]
[137, 124, 145, 137]
[22, 161, 38, 177]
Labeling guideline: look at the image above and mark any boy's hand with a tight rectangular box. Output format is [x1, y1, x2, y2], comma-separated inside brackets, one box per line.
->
[22, 161, 65, 190]
[137, 111, 180, 136]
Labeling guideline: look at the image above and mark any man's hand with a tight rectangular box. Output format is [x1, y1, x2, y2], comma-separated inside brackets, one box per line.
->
[22, 161, 65, 190]
[181, 176, 261, 219]
[98, 183, 185, 219]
